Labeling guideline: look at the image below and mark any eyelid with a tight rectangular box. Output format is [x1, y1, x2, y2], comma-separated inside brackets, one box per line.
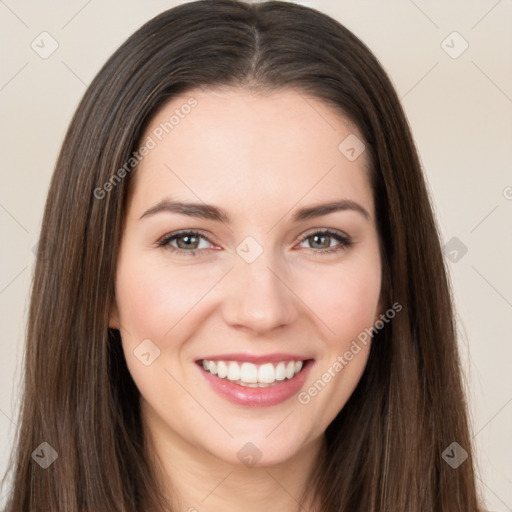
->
[156, 229, 216, 249]
[297, 227, 350, 242]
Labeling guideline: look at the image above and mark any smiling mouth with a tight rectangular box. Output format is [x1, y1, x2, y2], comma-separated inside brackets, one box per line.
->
[197, 358, 312, 387]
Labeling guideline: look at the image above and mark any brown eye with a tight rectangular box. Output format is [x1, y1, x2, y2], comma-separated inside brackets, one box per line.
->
[174, 233, 201, 250]
[307, 233, 331, 249]
[298, 229, 352, 255]
[157, 230, 212, 255]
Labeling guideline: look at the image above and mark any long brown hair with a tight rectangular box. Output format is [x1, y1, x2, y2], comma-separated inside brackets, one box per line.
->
[2, 1, 483, 510]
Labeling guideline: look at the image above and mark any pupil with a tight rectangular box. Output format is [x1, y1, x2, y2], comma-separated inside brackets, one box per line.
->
[178, 235, 198, 249]
[312, 235, 329, 249]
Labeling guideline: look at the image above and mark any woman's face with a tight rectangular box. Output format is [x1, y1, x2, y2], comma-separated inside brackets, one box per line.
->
[110, 87, 383, 467]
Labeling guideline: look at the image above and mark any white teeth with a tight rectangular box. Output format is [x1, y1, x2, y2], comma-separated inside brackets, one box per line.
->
[285, 361, 295, 379]
[258, 363, 275, 383]
[207, 360, 217, 375]
[275, 362, 286, 381]
[227, 362, 240, 381]
[240, 362, 258, 383]
[217, 361, 228, 379]
[200, 358, 306, 385]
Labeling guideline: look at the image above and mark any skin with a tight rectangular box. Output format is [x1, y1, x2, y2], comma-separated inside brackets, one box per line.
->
[110, 86, 383, 512]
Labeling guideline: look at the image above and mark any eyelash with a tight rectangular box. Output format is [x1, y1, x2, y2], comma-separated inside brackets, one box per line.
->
[156, 229, 353, 257]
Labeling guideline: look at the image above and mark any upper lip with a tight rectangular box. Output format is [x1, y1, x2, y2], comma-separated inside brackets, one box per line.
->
[196, 353, 313, 364]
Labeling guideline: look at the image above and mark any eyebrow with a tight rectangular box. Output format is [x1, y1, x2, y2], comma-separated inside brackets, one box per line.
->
[139, 198, 371, 223]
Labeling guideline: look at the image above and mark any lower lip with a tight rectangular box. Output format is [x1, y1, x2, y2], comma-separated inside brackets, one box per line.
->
[197, 360, 314, 407]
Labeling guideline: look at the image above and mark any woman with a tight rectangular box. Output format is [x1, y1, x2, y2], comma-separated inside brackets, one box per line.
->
[1, 0, 483, 510]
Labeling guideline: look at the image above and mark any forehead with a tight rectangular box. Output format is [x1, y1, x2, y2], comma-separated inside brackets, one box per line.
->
[128, 87, 374, 220]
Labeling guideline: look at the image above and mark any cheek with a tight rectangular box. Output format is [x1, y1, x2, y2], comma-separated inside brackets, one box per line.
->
[299, 257, 382, 347]
[294, 258, 381, 430]
[114, 250, 215, 342]
[113, 252, 210, 406]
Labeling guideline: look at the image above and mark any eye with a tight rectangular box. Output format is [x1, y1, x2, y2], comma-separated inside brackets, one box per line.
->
[156, 228, 353, 257]
[297, 229, 353, 255]
[157, 230, 214, 256]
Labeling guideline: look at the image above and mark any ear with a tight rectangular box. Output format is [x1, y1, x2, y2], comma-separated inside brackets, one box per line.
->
[109, 301, 120, 330]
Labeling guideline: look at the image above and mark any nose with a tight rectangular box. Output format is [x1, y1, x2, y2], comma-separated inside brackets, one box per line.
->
[221, 253, 299, 335]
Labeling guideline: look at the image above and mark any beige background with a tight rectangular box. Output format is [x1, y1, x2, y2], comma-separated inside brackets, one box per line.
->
[1, 0, 511, 509]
